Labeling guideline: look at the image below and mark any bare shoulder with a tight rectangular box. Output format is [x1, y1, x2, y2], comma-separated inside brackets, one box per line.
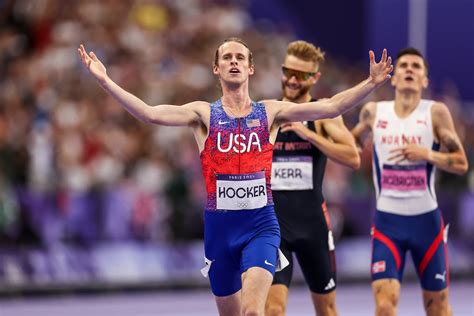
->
[431, 101, 450, 116]
[260, 99, 287, 111]
[184, 100, 210, 114]
[179, 101, 209, 127]
[259, 99, 288, 125]
[359, 101, 377, 124]
[362, 101, 377, 114]
[184, 100, 210, 110]
[431, 101, 454, 125]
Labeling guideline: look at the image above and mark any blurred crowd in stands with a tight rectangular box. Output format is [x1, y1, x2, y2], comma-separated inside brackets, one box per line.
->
[0, 0, 472, 248]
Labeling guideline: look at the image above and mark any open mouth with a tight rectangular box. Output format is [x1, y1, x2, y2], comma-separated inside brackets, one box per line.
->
[285, 83, 301, 90]
[404, 76, 414, 82]
[229, 68, 240, 74]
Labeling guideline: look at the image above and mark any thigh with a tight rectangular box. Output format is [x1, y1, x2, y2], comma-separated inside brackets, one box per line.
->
[294, 229, 336, 294]
[371, 212, 408, 282]
[241, 267, 273, 315]
[241, 233, 280, 275]
[207, 252, 242, 297]
[372, 279, 401, 307]
[271, 238, 294, 287]
[240, 206, 281, 275]
[215, 291, 242, 316]
[266, 284, 289, 314]
[410, 210, 449, 291]
[204, 212, 242, 297]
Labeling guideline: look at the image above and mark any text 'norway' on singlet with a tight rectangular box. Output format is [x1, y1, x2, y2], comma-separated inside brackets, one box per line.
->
[372, 100, 440, 215]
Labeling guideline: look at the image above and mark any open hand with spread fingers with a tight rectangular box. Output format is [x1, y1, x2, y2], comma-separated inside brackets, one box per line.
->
[369, 49, 393, 86]
[77, 44, 108, 84]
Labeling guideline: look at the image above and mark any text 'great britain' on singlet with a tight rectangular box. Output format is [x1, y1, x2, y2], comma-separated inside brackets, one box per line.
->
[372, 100, 440, 215]
[200, 99, 274, 211]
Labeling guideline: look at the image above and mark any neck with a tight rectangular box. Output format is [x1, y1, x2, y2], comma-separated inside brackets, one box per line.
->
[221, 81, 252, 109]
[394, 90, 422, 117]
[283, 93, 312, 104]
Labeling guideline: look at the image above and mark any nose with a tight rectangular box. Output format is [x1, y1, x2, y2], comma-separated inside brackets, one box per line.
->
[287, 75, 298, 83]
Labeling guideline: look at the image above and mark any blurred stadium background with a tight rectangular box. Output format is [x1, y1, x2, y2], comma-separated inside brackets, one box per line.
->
[0, 0, 473, 314]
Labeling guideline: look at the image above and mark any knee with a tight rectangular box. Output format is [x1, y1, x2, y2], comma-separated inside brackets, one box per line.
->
[425, 300, 451, 316]
[242, 308, 262, 316]
[376, 298, 397, 316]
[315, 301, 337, 316]
[265, 303, 285, 316]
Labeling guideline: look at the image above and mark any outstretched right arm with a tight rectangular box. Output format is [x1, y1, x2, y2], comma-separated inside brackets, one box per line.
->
[78, 44, 203, 126]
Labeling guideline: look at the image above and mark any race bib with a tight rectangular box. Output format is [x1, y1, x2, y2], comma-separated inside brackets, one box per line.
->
[216, 172, 267, 210]
[271, 156, 313, 190]
[381, 164, 427, 197]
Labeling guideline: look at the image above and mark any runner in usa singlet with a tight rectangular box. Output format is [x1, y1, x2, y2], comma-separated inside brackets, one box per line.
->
[200, 99, 284, 297]
[201, 99, 274, 210]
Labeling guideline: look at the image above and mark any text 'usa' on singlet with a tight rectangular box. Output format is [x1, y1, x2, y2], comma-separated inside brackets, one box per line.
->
[372, 100, 440, 215]
[200, 99, 274, 211]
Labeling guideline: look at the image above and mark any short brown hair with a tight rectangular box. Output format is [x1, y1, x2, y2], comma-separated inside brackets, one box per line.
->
[286, 40, 325, 65]
[396, 47, 429, 74]
[214, 37, 253, 67]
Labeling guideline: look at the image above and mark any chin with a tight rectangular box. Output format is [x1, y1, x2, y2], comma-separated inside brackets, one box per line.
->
[285, 90, 300, 99]
[398, 86, 421, 94]
[225, 77, 244, 85]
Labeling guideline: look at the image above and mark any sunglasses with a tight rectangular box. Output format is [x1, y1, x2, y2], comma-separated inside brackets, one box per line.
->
[281, 66, 316, 81]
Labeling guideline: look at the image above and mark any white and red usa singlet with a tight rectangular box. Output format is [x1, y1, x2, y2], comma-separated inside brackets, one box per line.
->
[200, 99, 274, 211]
[372, 100, 440, 215]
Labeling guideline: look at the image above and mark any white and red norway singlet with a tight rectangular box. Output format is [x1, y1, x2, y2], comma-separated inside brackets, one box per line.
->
[372, 100, 440, 215]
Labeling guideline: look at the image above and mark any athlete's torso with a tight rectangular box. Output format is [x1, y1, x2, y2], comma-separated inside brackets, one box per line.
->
[372, 99, 440, 215]
[201, 99, 273, 210]
[271, 120, 326, 205]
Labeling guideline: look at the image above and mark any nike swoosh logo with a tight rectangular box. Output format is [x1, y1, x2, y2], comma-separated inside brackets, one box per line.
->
[264, 260, 274, 267]
[218, 120, 229, 125]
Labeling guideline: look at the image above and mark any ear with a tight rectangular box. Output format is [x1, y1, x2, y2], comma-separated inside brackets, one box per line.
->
[213, 64, 219, 75]
[422, 76, 429, 89]
[390, 75, 397, 87]
[310, 72, 322, 85]
[248, 64, 255, 76]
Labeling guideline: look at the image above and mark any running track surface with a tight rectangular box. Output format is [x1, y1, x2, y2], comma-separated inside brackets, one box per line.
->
[0, 281, 472, 315]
